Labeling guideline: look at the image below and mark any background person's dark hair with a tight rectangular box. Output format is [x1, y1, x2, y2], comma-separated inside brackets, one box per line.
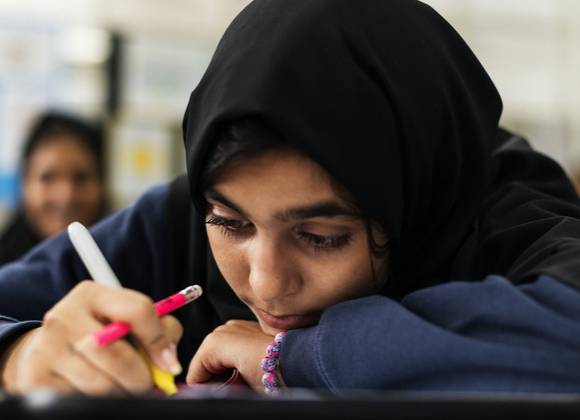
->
[21, 111, 105, 180]
[200, 117, 389, 267]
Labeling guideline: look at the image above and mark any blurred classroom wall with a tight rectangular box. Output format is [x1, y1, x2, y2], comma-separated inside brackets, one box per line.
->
[430, 0, 580, 181]
[1, 0, 580, 228]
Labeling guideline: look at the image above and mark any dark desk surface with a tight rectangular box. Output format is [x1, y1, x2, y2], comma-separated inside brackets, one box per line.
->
[2, 389, 580, 420]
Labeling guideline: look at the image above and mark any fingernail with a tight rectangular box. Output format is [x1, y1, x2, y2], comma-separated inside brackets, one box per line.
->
[160, 345, 182, 375]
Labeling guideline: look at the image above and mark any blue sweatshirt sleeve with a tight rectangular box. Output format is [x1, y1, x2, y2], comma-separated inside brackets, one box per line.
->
[281, 275, 580, 393]
[0, 182, 171, 347]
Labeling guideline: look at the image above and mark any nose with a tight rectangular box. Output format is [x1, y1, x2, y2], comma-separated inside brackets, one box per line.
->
[51, 178, 78, 208]
[247, 236, 300, 304]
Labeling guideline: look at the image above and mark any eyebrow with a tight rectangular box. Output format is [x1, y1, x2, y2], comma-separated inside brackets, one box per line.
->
[204, 188, 359, 222]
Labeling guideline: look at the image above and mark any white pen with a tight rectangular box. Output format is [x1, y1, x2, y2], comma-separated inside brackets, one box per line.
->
[67, 221, 122, 288]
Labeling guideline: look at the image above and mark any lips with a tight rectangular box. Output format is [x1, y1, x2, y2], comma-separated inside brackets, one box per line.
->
[257, 308, 319, 330]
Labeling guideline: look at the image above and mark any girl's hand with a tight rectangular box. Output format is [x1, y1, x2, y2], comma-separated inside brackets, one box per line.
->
[0, 281, 183, 395]
[186, 320, 277, 391]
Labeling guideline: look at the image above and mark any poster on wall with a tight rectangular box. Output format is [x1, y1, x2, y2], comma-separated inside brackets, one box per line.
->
[109, 120, 174, 209]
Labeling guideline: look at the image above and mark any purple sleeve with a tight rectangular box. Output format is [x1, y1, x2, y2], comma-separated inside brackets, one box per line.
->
[281, 275, 580, 392]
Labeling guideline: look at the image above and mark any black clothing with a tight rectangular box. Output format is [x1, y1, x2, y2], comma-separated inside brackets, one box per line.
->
[0, 212, 42, 266]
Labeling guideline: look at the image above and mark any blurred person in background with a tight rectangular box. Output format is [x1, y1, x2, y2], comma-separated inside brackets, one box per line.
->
[0, 112, 107, 265]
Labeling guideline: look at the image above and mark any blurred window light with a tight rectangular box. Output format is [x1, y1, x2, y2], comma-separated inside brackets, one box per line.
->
[57, 27, 111, 65]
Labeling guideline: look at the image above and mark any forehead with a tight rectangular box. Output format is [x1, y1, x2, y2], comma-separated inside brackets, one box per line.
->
[217, 147, 328, 183]
[27, 136, 97, 171]
[209, 147, 357, 215]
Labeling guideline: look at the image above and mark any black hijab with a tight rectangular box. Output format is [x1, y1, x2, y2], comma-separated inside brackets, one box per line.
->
[182, 0, 580, 303]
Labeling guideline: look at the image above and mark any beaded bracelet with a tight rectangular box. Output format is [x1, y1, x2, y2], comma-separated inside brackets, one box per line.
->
[260, 331, 287, 394]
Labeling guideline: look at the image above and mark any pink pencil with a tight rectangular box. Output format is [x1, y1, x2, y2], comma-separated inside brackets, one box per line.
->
[94, 285, 203, 347]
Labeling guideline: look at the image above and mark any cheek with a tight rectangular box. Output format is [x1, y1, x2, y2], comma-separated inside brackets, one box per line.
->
[302, 251, 376, 308]
[206, 229, 249, 295]
[23, 180, 48, 209]
[78, 182, 103, 206]
[301, 231, 381, 306]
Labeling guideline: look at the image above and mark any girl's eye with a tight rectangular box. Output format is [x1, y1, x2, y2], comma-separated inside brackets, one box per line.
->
[206, 214, 352, 251]
[205, 215, 250, 236]
[39, 172, 56, 184]
[296, 231, 352, 251]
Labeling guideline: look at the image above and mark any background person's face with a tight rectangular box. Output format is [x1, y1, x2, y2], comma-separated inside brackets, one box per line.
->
[22, 136, 104, 238]
[205, 147, 388, 335]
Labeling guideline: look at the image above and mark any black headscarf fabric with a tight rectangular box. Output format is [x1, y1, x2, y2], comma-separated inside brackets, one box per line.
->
[182, 0, 580, 299]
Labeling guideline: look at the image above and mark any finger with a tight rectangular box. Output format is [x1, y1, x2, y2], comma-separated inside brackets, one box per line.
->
[20, 373, 75, 395]
[224, 319, 255, 328]
[10, 330, 75, 394]
[160, 316, 183, 345]
[186, 352, 215, 385]
[16, 357, 75, 395]
[74, 334, 153, 394]
[186, 337, 232, 384]
[52, 343, 124, 396]
[79, 282, 180, 374]
[223, 319, 268, 335]
[46, 301, 151, 394]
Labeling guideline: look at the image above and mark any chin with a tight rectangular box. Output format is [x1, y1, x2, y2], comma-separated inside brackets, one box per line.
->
[259, 322, 281, 336]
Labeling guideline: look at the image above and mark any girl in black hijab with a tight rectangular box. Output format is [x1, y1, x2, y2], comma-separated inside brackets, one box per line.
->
[182, 0, 580, 391]
[2, 0, 580, 395]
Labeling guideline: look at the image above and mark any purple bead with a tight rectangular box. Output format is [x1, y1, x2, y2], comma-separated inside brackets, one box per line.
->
[260, 356, 278, 372]
[267, 343, 281, 355]
[262, 372, 279, 389]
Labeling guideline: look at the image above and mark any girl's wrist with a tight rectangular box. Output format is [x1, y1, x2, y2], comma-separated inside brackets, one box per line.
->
[0, 327, 39, 392]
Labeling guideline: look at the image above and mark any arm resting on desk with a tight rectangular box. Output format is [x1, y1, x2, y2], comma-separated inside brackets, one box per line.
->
[281, 275, 580, 392]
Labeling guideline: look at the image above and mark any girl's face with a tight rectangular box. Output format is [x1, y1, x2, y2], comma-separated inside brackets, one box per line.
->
[205, 147, 388, 335]
[23, 136, 104, 238]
